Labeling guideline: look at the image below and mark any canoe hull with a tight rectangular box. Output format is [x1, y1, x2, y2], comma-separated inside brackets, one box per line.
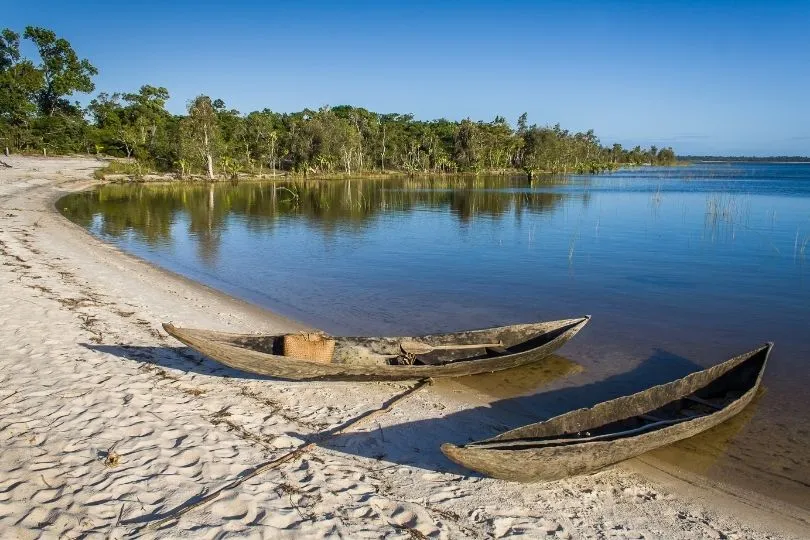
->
[442, 344, 770, 482]
[163, 316, 589, 381]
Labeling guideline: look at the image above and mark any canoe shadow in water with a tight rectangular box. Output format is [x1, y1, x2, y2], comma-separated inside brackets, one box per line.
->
[320, 349, 707, 475]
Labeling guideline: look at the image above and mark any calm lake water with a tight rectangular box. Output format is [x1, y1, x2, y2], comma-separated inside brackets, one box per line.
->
[60, 163, 810, 509]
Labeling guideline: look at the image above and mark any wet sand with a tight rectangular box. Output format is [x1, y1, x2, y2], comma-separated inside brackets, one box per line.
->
[0, 155, 807, 538]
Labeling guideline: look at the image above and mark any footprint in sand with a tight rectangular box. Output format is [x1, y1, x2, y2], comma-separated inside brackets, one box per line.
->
[372, 498, 440, 538]
[427, 486, 464, 504]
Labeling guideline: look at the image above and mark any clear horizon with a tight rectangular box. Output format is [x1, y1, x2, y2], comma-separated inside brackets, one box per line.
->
[6, 0, 809, 156]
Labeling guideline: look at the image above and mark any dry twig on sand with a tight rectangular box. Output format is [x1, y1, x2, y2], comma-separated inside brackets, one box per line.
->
[135, 378, 433, 531]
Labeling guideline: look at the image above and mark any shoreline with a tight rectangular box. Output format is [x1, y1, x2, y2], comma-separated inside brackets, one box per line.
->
[51, 180, 311, 335]
[90, 157, 640, 184]
[0, 155, 806, 538]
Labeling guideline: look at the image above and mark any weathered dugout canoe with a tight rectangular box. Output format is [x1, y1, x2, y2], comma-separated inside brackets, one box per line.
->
[441, 343, 772, 482]
[162, 316, 590, 381]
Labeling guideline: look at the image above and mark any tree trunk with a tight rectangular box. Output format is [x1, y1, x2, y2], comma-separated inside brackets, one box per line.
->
[206, 153, 214, 179]
[381, 125, 386, 172]
[204, 129, 214, 179]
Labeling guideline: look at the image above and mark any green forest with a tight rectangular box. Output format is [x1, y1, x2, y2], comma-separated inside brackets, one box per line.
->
[1, 26, 677, 179]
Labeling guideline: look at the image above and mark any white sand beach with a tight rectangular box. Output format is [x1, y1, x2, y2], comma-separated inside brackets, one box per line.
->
[0, 156, 807, 538]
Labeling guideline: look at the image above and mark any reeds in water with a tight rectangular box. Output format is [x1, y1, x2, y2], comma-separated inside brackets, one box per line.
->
[795, 229, 810, 261]
[704, 193, 750, 241]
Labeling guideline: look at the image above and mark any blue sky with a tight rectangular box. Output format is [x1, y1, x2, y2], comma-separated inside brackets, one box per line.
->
[6, 0, 810, 155]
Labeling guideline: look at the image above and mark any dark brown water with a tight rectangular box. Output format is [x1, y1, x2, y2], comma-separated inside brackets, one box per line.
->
[60, 164, 810, 508]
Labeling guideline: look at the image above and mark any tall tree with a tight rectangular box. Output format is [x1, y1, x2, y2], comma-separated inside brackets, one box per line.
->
[454, 119, 484, 171]
[181, 95, 221, 178]
[123, 85, 170, 149]
[0, 28, 21, 70]
[23, 26, 97, 116]
[87, 92, 137, 157]
[0, 29, 42, 153]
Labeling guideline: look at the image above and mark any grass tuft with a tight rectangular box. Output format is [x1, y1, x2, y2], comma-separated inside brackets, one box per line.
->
[93, 160, 145, 180]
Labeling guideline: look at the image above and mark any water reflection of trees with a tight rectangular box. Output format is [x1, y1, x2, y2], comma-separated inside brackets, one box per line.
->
[59, 175, 575, 251]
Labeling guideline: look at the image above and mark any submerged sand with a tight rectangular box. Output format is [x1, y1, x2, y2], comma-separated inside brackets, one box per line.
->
[0, 156, 806, 538]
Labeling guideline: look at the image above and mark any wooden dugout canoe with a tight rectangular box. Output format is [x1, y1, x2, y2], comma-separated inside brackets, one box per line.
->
[441, 342, 772, 482]
[162, 316, 590, 381]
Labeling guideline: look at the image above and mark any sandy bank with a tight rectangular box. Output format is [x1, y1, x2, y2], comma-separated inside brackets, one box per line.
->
[0, 155, 806, 538]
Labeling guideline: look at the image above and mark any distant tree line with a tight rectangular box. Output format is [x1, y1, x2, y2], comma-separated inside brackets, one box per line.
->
[679, 155, 810, 163]
[1, 26, 678, 178]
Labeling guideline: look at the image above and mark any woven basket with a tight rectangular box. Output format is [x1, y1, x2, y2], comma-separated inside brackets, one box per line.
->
[282, 333, 336, 364]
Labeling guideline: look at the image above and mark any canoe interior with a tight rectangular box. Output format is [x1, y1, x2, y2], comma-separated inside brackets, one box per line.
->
[219, 318, 586, 368]
[469, 345, 769, 450]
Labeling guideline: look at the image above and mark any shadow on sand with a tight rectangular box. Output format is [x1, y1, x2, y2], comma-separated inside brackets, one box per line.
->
[83, 343, 276, 380]
[318, 348, 704, 475]
[86, 343, 724, 476]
